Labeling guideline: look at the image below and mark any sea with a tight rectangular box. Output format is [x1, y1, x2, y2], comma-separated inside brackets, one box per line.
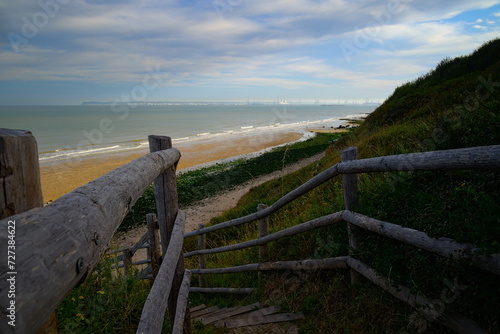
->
[0, 104, 375, 164]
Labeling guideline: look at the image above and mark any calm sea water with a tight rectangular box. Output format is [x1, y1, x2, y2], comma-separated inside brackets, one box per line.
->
[0, 104, 375, 163]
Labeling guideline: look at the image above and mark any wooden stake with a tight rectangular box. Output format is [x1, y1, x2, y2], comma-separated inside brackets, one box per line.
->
[148, 135, 191, 333]
[198, 224, 207, 288]
[341, 147, 360, 284]
[147, 213, 161, 280]
[257, 204, 269, 260]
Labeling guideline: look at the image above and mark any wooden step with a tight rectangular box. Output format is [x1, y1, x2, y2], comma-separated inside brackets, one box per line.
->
[225, 312, 305, 328]
[191, 305, 219, 318]
[191, 303, 304, 329]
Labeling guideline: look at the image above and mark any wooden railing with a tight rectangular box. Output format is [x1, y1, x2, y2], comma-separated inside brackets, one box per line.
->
[0, 132, 191, 334]
[183, 145, 500, 334]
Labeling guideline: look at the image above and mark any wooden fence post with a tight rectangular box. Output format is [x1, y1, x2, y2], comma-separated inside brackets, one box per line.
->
[257, 204, 269, 279]
[0, 129, 58, 334]
[147, 213, 161, 280]
[341, 147, 361, 284]
[257, 204, 269, 260]
[0, 129, 43, 218]
[198, 224, 206, 288]
[149, 135, 191, 333]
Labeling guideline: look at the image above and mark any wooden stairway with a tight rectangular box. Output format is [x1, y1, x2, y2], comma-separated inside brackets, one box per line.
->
[190, 303, 304, 330]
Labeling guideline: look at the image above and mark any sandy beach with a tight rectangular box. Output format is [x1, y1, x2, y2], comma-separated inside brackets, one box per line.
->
[39, 131, 303, 203]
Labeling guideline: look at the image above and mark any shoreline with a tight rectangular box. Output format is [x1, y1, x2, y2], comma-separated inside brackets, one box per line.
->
[39, 131, 303, 203]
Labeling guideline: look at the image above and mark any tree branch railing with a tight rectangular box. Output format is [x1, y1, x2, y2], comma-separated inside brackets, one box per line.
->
[184, 144, 500, 334]
[186, 145, 500, 239]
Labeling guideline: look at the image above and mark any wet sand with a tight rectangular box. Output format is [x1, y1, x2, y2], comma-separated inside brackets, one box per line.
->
[39, 131, 303, 203]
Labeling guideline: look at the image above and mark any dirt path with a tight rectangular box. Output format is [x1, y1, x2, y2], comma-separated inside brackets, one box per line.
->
[112, 152, 325, 249]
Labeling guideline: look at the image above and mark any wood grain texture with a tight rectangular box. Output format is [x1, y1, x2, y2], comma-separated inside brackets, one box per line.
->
[190, 257, 349, 275]
[149, 135, 191, 333]
[341, 147, 360, 284]
[136, 210, 186, 334]
[0, 128, 43, 219]
[197, 224, 206, 288]
[336, 145, 500, 174]
[342, 211, 500, 276]
[172, 270, 192, 334]
[189, 288, 255, 294]
[0, 148, 180, 334]
[184, 212, 343, 258]
[346, 257, 486, 334]
[147, 213, 161, 280]
[257, 204, 269, 260]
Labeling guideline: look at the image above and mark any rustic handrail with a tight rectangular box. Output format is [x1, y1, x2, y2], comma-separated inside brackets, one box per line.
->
[184, 212, 343, 258]
[342, 211, 500, 276]
[190, 257, 349, 275]
[186, 145, 500, 238]
[346, 257, 486, 334]
[0, 148, 180, 334]
[137, 210, 186, 334]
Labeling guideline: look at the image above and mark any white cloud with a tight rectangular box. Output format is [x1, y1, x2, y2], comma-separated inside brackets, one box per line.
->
[2, 0, 500, 103]
[494, 12, 500, 17]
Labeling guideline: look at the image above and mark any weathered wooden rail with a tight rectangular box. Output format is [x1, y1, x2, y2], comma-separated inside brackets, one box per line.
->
[0, 131, 191, 334]
[183, 145, 500, 334]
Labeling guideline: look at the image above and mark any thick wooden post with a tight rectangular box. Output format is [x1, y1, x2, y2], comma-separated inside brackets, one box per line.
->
[341, 147, 361, 284]
[257, 204, 269, 260]
[257, 204, 269, 279]
[0, 129, 43, 218]
[0, 129, 58, 333]
[148, 135, 191, 333]
[147, 213, 162, 280]
[198, 224, 206, 288]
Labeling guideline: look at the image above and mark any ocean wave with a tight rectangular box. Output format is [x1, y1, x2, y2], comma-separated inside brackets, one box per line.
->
[38, 115, 352, 163]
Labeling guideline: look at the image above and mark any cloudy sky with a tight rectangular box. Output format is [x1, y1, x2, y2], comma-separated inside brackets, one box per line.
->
[0, 0, 499, 105]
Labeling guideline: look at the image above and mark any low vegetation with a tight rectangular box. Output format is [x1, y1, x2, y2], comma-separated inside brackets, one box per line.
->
[58, 39, 499, 333]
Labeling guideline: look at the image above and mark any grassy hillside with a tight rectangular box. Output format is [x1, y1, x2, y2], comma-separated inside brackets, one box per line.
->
[186, 39, 500, 333]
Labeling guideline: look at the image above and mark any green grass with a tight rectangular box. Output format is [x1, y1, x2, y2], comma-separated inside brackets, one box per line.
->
[119, 132, 341, 232]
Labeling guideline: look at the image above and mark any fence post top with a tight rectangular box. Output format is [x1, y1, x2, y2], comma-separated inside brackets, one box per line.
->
[341, 146, 357, 153]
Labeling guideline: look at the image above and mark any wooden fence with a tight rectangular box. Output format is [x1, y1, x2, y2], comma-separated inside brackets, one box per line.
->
[1, 126, 499, 334]
[0, 131, 191, 334]
[182, 145, 500, 334]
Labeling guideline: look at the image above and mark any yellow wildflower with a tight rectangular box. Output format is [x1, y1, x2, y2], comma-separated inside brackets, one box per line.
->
[97, 291, 105, 295]
[79, 296, 84, 300]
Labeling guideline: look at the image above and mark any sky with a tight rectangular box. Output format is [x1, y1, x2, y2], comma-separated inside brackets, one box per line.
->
[0, 0, 499, 105]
